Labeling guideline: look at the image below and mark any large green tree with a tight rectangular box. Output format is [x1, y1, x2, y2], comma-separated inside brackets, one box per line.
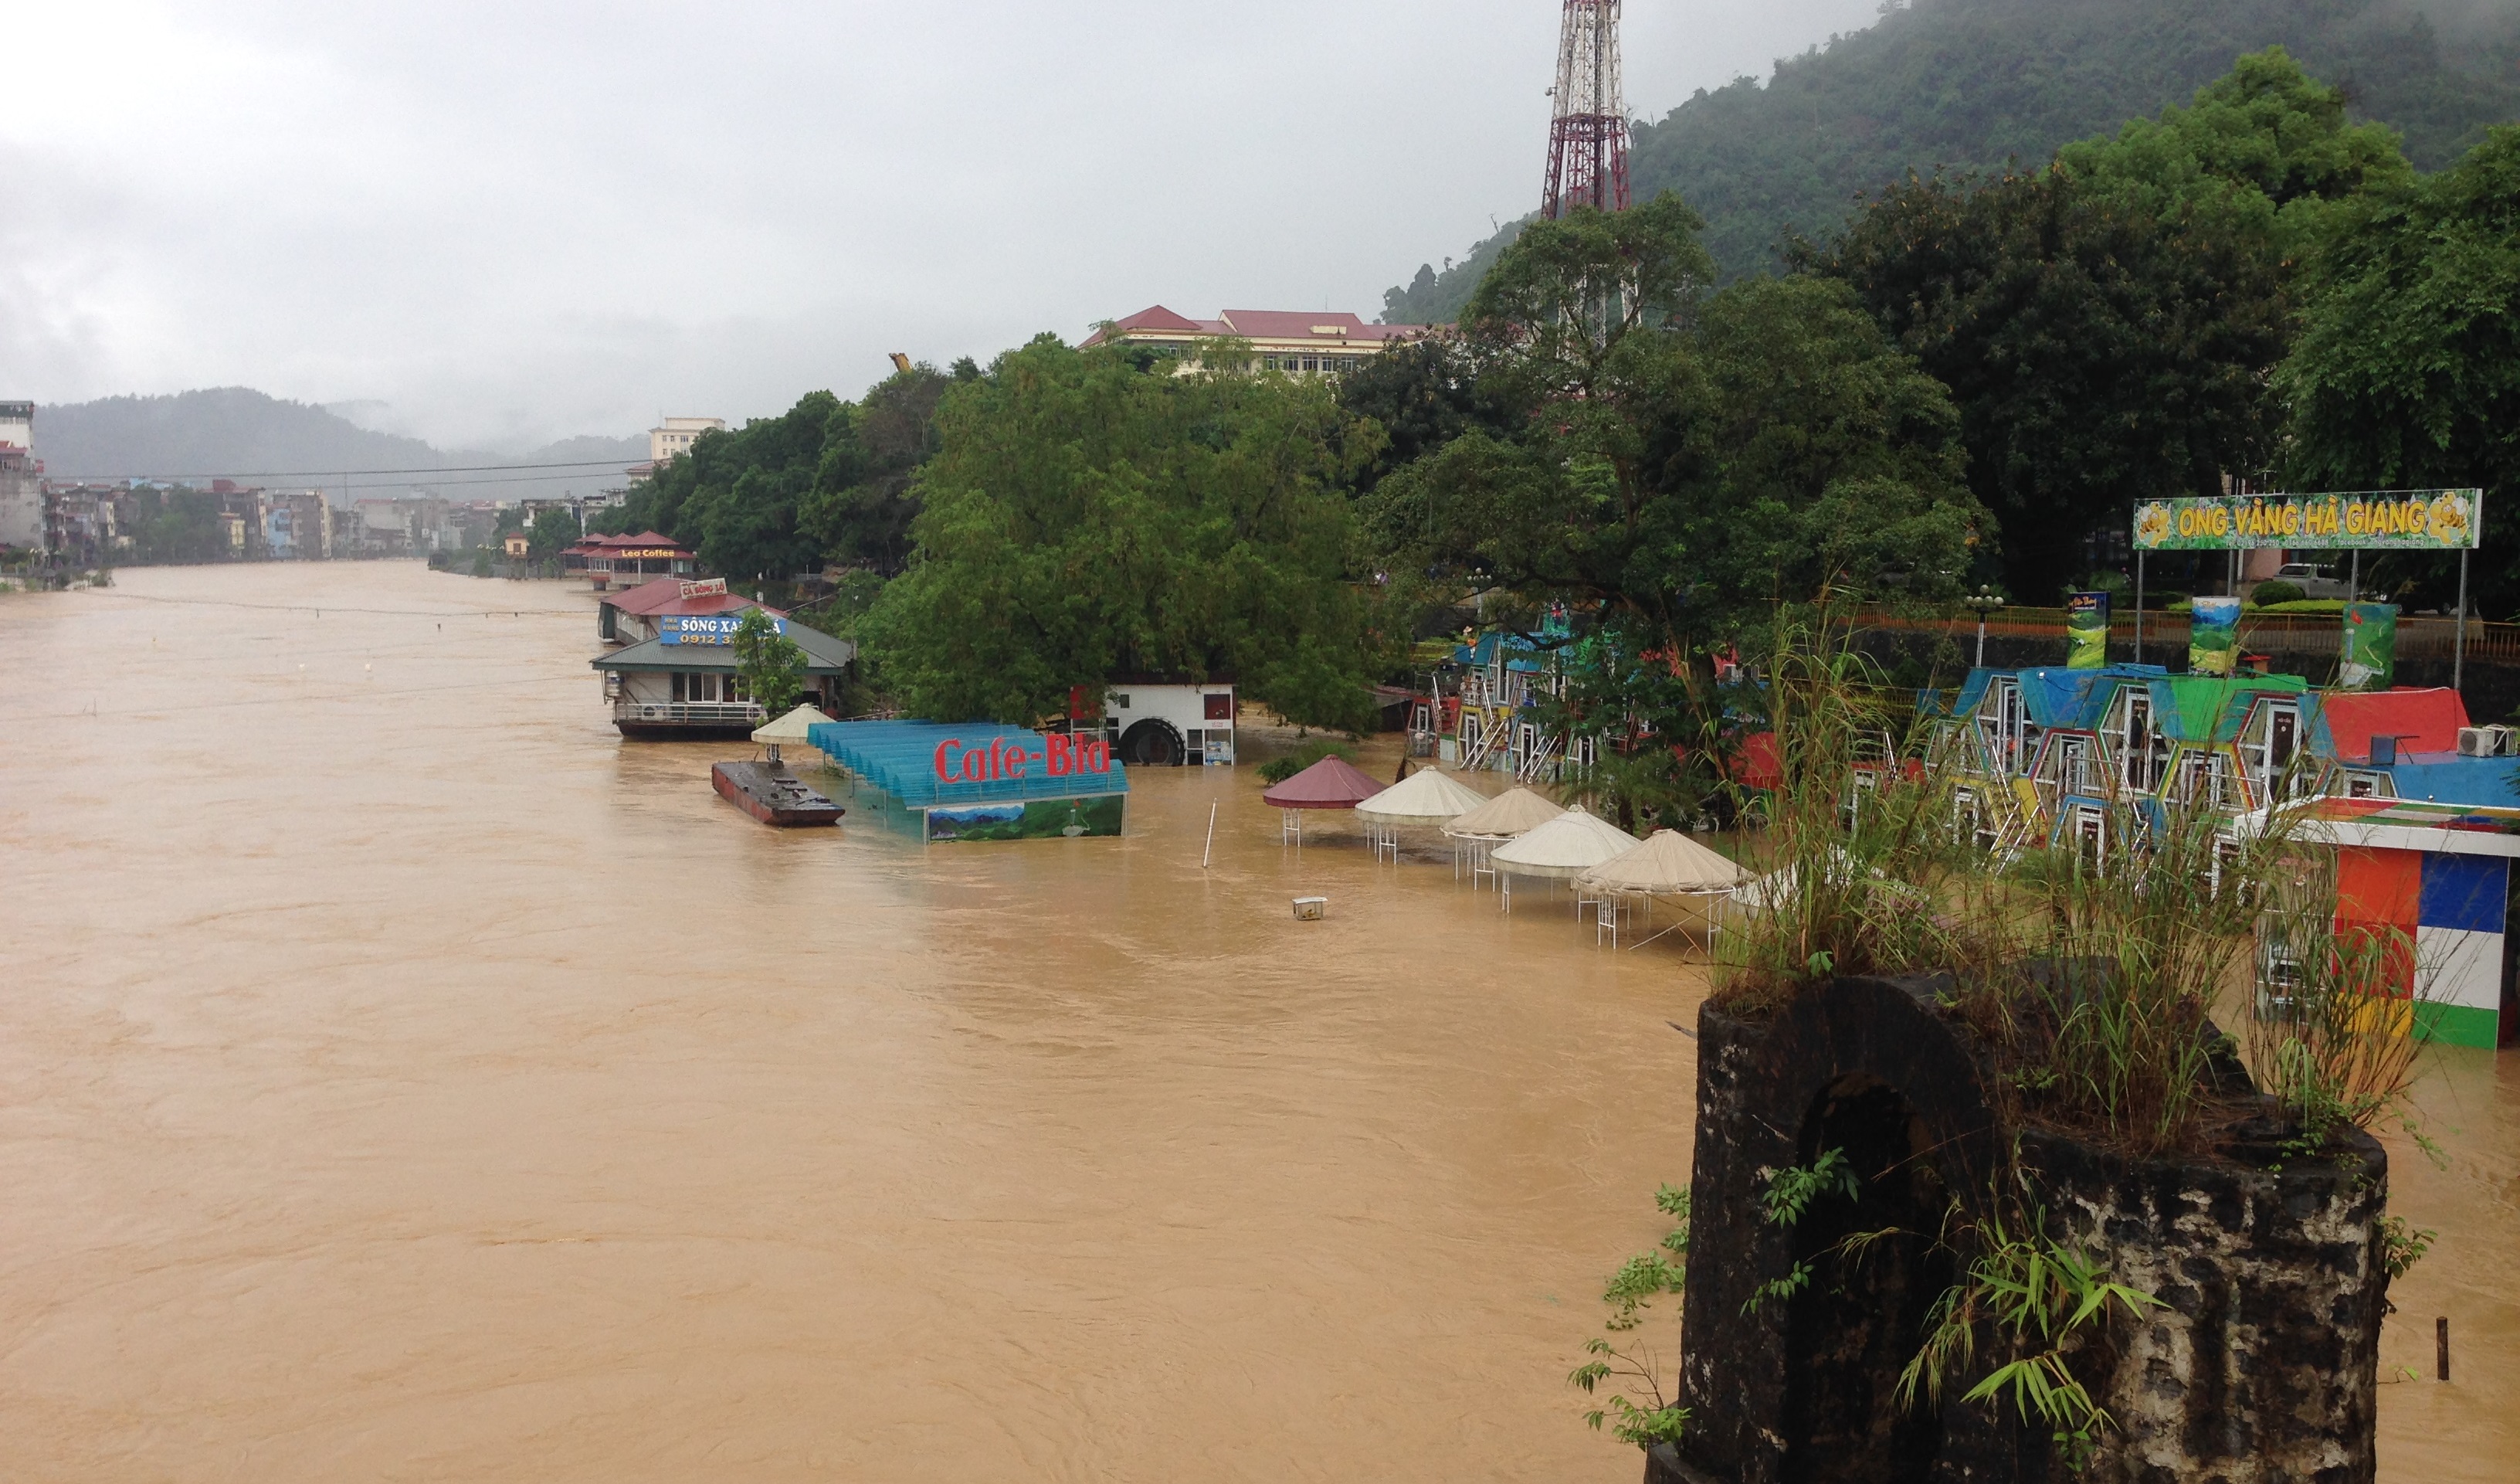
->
[1808, 50, 2402, 599]
[2280, 124, 2520, 616]
[799, 364, 953, 575]
[1813, 168, 2287, 599]
[859, 337, 1398, 729]
[594, 365, 952, 582]
[1365, 196, 1980, 657]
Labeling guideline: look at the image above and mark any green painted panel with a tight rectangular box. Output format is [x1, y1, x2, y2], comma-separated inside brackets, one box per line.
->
[2413, 1000, 2501, 1051]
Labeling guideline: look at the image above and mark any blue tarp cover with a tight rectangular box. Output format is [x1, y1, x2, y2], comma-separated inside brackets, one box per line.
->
[2383, 757, 2520, 808]
[1452, 632, 1553, 674]
[806, 719, 1130, 810]
[1952, 665, 2166, 728]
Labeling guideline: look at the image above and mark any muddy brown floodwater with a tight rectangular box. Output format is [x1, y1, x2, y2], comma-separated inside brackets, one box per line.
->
[0, 563, 2514, 1482]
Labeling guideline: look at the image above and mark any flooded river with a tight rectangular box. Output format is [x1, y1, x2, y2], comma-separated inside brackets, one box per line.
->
[0, 562, 2513, 1481]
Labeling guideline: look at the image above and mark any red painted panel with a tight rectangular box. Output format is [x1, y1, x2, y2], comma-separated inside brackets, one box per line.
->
[2335, 847, 2422, 929]
[2332, 921, 2418, 1000]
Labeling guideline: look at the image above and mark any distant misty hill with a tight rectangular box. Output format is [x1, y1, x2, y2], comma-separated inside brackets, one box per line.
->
[34, 387, 646, 504]
[1382, 0, 2520, 323]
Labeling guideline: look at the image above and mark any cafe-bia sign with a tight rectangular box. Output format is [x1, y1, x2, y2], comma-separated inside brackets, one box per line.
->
[2133, 489, 2483, 551]
[932, 733, 1113, 783]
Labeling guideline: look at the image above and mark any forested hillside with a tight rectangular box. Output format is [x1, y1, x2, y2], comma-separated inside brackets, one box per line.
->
[1381, 0, 2520, 323]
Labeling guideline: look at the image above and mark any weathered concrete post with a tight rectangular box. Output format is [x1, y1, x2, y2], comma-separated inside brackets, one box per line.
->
[1656, 976, 2389, 1484]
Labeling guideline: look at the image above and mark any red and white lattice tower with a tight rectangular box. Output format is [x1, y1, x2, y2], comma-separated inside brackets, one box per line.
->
[1541, 0, 1630, 218]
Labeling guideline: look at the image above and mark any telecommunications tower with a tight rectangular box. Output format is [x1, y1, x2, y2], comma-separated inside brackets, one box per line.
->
[1542, 0, 1629, 218]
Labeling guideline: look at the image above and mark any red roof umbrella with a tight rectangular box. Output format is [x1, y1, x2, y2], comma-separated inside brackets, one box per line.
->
[1261, 755, 1386, 810]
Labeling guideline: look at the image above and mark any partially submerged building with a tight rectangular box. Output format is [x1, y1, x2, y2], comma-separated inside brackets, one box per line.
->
[590, 615, 855, 740]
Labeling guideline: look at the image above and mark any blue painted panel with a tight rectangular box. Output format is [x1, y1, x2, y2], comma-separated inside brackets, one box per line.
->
[2418, 852, 2508, 934]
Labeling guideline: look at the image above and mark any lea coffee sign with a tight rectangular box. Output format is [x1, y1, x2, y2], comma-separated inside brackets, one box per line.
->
[933, 733, 1112, 783]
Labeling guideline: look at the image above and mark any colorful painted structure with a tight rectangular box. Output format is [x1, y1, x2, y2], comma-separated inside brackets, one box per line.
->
[1446, 630, 1599, 781]
[2306, 796, 2520, 1048]
[806, 719, 1129, 843]
[1932, 665, 2518, 1047]
[1936, 665, 2319, 855]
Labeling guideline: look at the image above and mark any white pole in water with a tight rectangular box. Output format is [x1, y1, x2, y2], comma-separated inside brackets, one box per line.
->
[2455, 549, 2471, 695]
[1202, 801, 1217, 868]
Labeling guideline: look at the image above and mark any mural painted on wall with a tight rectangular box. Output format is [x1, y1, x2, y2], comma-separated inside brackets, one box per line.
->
[926, 795, 1125, 843]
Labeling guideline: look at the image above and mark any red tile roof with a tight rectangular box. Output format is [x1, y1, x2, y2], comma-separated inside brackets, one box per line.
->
[597, 530, 689, 551]
[1111, 304, 1209, 334]
[600, 576, 782, 620]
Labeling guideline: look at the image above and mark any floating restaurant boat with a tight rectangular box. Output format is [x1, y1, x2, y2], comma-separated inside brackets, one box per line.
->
[711, 760, 844, 827]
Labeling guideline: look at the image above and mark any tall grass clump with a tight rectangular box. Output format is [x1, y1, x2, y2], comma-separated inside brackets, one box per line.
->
[2245, 849, 2430, 1147]
[1964, 803, 2269, 1155]
[1717, 618, 2429, 1157]
[1711, 610, 1974, 1012]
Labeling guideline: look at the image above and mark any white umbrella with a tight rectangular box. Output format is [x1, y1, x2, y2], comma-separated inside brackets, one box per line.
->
[1578, 829, 1747, 895]
[1443, 786, 1566, 840]
[751, 703, 832, 744]
[1357, 769, 1492, 826]
[751, 703, 833, 762]
[1491, 806, 1641, 880]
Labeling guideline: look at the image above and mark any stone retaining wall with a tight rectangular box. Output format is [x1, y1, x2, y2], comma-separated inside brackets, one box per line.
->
[1670, 976, 2388, 1484]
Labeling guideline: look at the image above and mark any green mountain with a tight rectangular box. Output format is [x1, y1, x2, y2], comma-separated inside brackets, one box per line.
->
[1381, 0, 2520, 324]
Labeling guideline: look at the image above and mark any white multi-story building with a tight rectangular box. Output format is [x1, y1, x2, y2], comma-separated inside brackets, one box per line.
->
[0, 401, 41, 553]
[649, 416, 725, 464]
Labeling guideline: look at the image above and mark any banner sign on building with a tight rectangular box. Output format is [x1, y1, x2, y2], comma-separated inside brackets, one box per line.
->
[660, 613, 782, 645]
[2133, 490, 2482, 551]
[678, 577, 728, 599]
[2339, 603, 2400, 691]
[2189, 596, 2242, 676]
[2065, 592, 2110, 670]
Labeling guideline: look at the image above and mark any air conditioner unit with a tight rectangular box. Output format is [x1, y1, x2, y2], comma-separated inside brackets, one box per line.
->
[2457, 727, 2495, 757]
[2488, 725, 2518, 756]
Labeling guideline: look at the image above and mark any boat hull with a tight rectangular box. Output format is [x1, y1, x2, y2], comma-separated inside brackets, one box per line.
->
[711, 761, 845, 827]
[619, 719, 759, 741]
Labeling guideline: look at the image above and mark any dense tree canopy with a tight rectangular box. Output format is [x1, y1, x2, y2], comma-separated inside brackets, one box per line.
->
[1808, 49, 2412, 599]
[2281, 125, 2520, 615]
[116, 487, 229, 565]
[593, 365, 953, 581]
[1813, 167, 2288, 599]
[1365, 197, 1980, 660]
[857, 337, 1399, 730]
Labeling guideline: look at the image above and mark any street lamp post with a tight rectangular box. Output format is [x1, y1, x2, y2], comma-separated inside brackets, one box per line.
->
[1964, 587, 2006, 669]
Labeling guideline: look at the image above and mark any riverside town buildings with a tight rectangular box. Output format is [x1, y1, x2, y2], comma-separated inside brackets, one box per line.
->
[1082, 308, 1432, 375]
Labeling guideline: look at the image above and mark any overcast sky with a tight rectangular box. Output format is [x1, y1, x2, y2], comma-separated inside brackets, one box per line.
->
[2, 1, 1888, 450]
